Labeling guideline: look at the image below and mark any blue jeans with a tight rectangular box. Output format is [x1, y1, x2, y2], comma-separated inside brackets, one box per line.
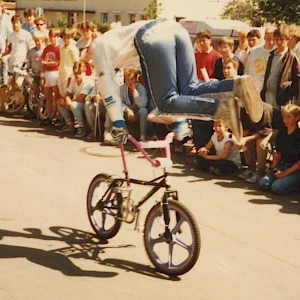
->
[124, 107, 148, 136]
[59, 102, 85, 126]
[259, 163, 300, 195]
[134, 19, 234, 118]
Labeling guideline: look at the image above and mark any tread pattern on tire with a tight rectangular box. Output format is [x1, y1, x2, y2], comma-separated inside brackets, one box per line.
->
[143, 199, 201, 276]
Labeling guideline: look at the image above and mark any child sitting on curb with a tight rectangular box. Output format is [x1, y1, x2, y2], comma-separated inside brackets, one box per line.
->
[196, 118, 241, 176]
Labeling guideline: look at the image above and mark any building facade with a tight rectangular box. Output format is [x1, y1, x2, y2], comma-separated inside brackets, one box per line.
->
[15, 0, 150, 27]
[15, 0, 231, 27]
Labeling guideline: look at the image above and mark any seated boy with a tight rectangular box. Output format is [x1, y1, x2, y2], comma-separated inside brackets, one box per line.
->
[120, 67, 149, 141]
[58, 62, 94, 138]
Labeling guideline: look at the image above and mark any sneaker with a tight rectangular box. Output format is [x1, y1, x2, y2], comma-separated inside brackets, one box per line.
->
[39, 118, 51, 126]
[238, 170, 254, 179]
[103, 131, 118, 146]
[85, 131, 95, 141]
[233, 75, 263, 123]
[246, 173, 262, 183]
[172, 119, 190, 141]
[60, 124, 74, 132]
[213, 168, 223, 176]
[74, 126, 86, 138]
[216, 97, 242, 142]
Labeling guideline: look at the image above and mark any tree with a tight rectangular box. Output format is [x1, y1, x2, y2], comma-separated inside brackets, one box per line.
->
[221, 0, 300, 26]
[144, 0, 162, 20]
[221, 0, 262, 26]
[258, 0, 300, 25]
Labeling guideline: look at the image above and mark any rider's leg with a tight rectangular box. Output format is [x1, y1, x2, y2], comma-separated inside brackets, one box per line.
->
[134, 20, 262, 141]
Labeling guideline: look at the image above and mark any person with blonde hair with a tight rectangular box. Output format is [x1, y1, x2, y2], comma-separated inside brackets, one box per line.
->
[120, 67, 149, 141]
[261, 25, 300, 107]
[212, 36, 244, 80]
[234, 29, 249, 62]
[259, 104, 300, 194]
[288, 24, 300, 55]
[58, 62, 95, 137]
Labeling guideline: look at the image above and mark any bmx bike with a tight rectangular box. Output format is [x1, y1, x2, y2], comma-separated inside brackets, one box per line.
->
[87, 132, 201, 276]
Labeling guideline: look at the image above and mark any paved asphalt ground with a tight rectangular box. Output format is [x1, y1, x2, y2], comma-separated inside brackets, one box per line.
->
[0, 114, 299, 300]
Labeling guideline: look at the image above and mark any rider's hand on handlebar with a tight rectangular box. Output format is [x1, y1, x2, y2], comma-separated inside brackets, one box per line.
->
[111, 120, 129, 144]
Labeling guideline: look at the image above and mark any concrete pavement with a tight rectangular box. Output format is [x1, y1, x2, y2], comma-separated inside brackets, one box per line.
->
[0, 114, 299, 300]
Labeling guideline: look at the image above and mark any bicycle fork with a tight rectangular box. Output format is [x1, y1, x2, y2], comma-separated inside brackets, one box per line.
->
[161, 190, 179, 243]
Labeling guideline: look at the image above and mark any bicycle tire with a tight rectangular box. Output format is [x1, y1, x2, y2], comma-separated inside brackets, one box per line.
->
[37, 95, 47, 120]
[0, 85, 9, 112]
[87, 173, 122, 239]
[144, 199, 201, 276]
[2, 87, 25, 114]
[26, 92, 37, 116]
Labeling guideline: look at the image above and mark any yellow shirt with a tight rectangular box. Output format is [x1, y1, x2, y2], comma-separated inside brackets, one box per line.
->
[58, 43, 79, 78]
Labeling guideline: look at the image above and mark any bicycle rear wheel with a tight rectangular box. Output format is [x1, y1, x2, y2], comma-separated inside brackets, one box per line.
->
[87, 174, 122, 239]
[144, 199, 201, 276]
[2, 88, 25, 114]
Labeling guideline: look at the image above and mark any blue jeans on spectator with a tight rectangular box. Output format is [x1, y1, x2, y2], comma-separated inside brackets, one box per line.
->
[70, 101, 85, 127]
[259, 162, 300, 195]
[134, 19, 234, 118]
[59, 102, 85, 127]
[196, 156, 239, 174]
[124, 107, 148, 136]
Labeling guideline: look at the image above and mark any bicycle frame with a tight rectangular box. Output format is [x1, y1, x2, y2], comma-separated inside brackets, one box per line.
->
[99, 133, 178, 226]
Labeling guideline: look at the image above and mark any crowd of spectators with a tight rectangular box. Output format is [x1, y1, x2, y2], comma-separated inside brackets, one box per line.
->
[0, 2, 300, 195]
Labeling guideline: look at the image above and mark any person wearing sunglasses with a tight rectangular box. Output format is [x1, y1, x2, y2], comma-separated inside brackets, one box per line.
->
[34, 16, 49, 45]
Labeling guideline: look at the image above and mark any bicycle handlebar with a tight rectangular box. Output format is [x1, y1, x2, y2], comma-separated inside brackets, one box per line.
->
[120, 132, 175, 171]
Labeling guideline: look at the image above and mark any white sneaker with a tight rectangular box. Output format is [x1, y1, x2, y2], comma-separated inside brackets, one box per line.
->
[246, 173, 262, 183]
[233, 75, 263, 123]
[238, 170, 253, 179]
[103, 132, 118, 146]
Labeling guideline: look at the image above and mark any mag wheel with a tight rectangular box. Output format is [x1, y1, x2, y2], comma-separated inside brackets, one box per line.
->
[2, 88, 25, 114]
[26, 92, 38, 116]
[87, 174, 122, 239]
[144, 199, 201, 276]
[37, 96, 47, 120]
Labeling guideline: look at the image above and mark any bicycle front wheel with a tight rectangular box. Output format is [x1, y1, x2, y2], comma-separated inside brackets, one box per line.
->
[144, 200, 201, 276]
[87, 174, 122, 239]
[2, 88, 25, 114]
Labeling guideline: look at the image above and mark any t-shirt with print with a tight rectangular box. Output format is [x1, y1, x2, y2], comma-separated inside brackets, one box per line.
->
[41, 44, 60, 72]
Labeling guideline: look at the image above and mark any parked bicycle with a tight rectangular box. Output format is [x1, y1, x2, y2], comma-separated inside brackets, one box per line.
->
[1, 67, 45, 118]
[87, 133, 201, 276]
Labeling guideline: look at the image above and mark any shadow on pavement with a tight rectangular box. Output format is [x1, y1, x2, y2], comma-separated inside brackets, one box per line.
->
[0, 226, 179, 280]
[214, 178, 300, 215]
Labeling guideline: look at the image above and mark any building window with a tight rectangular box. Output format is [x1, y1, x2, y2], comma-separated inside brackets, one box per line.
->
[69, 12, 77, 24]
[129, 14, 136, 24]
[140, 14, 147, 20]
[114, 14, 121, 22]
[101, 13, 108, 23]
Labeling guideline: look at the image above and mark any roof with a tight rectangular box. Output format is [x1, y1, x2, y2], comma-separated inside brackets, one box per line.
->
[179, 18, 251, 37]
